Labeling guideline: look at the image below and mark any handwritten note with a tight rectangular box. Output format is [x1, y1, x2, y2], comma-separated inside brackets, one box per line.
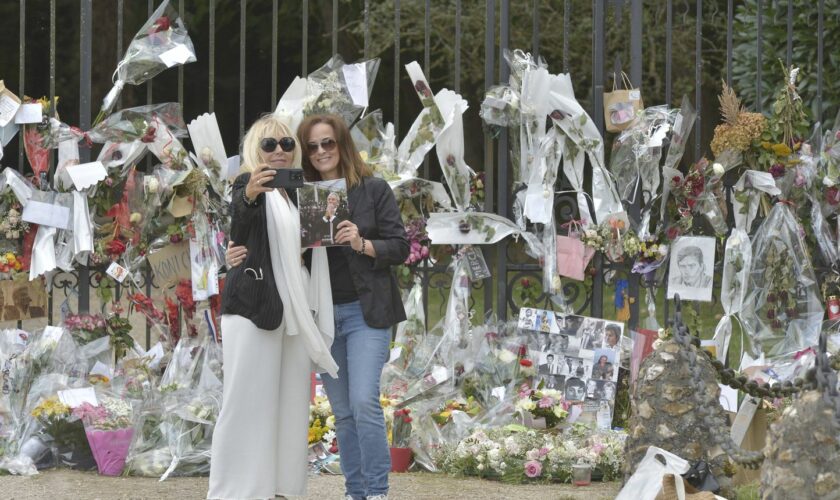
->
[342, 63, 369, 107]
[0, 94, 21, 127]
[147, 242, 192, 287]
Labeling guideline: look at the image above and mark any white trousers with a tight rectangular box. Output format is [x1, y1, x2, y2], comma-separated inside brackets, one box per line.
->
[207, 314, 311, 499]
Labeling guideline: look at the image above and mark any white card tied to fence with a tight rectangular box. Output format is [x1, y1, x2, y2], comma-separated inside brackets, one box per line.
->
[66, 161, 108, 191]
[22, 200, 72, 230]
[14, 103, 42, 124]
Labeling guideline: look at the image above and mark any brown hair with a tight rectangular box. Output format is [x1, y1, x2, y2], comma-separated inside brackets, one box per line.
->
[298, 114, 372, 188]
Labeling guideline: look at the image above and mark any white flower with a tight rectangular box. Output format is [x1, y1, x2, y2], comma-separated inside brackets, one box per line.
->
[515, 398, 536, 412]
[487, 448, 500, 461]
[823, 176, 835, 187]
[658, 244, 669, 257]
[652, 339, 664, 351]
[712, 162, 725, 176]
[476, 463, 485, 471]
[526, 449, 540, 461]
[497, 349, 517, 364]
[499, 462, 507, 470]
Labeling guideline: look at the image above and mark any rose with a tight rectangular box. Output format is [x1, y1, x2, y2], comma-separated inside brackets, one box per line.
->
[769, 163, 785, 179]
[712, 162, 725, 176]
[524, 460, 542, 478]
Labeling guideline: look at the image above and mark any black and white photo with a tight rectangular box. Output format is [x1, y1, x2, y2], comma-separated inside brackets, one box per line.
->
[667, 236, 716, 302]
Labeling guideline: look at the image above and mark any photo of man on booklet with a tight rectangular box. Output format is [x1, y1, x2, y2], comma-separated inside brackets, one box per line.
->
[299, 181, 351, 247]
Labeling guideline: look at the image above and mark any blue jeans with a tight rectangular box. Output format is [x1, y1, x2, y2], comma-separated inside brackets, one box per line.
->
[322, 301, 391, 499]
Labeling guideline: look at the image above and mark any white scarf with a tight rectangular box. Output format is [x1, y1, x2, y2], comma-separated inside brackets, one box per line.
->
[265, 190, 338, 377]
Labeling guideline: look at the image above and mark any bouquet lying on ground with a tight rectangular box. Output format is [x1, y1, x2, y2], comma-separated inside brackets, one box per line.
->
[73, 397, 134, 476]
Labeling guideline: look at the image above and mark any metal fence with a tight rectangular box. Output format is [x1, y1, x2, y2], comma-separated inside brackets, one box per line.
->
[0, 0, 834, 348]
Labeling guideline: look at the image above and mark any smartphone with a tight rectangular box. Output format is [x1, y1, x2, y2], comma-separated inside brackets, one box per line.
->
[265, 168, 304, 189]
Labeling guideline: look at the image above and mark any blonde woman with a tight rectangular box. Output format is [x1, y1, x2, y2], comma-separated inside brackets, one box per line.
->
[226, 114, 409, 500]
[208, 115, 338, 500]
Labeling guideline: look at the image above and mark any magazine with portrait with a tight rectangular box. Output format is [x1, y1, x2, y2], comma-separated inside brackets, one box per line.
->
[298, 180, 351, 248]
[667, 235, 716, 302]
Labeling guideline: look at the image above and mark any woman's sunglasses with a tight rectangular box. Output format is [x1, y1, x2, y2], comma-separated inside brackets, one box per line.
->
[260, 137, 296, 153]
[306, 138, 338, 155]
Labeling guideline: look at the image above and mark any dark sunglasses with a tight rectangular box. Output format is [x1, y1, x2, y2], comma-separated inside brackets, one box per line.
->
[260, 137, 296, 153]
[306, 138, 338, 155]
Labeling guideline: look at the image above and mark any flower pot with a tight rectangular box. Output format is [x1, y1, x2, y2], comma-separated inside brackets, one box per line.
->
[389, 447, 412, 473]
[572, 464, 592, 486]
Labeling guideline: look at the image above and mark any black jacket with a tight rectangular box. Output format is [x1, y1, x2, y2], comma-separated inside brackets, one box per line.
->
[304, 176, 409, 328]
[222, 174, 410, 330]
[220, 172, 286, 330]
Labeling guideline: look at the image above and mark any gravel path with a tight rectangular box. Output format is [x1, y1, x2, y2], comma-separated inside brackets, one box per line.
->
[0, 470, 620, 499]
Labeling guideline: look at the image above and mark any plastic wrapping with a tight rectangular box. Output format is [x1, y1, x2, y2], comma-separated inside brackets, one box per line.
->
[303, 55, 379, 127]
[434, 89, 475, 211]
[426, 212, 521, 246]
[96, 0, 196, 122]
[712, 229, 752, 363]
[479, 85, 520, 129]
[397, 62, 446, 177]
[616, 446, 690, 500]
[89, 103, 187, 145]
[741, 203, 823, 363]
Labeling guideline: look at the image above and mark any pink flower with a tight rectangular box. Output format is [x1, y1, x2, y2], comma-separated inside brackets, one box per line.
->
[539, 447, 550, 457]
[592, 443, 605, 454]
[538, 396, 554, 408]
[769, 163, 786, 179]
[524, 460, 542, 478]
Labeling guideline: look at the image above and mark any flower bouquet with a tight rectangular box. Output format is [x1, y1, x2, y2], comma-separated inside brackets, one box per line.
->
[306, 55, 380, 124]
[390, 408, 413, 472]
[665, 157, 728, 237]
[431, 396, 482, 427]
[397, 62, 446, 177]
[22, 96, 59, 187]
[30, 395, 95, 470]
[741, 201, 823, 367]
[73, 397, 133, 476]
[514, 383, 569, 429]
[95, 0, 196, 125]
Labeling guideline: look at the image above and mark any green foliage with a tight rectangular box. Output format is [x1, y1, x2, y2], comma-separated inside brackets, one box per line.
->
[732, 0, 840, 124]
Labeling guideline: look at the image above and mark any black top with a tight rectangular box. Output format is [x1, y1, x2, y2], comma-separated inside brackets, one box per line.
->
[327, 246, 358, 304]
[220, 172, 286, 330]
[304, 176, 410, 328]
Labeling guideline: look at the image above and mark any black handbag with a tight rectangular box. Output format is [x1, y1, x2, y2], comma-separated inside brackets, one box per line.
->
[682, 460, 720, 493]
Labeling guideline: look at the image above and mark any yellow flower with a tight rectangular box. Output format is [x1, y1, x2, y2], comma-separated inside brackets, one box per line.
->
[359, 151, 369, 162]
[4, 252, 14, 261]
[771, 143, 792, 157]
[761, 141, 773, 150]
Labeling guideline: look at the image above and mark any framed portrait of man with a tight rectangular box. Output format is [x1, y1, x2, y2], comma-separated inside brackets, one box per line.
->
[667, 236, 716, 302]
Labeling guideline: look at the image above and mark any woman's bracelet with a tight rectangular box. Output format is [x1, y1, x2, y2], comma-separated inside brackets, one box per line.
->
[357, 237, 366, 255]
[243, 190, 257, 206]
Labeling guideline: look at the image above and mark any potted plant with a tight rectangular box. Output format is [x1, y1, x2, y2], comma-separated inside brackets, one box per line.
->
[389, 408, 412, 472]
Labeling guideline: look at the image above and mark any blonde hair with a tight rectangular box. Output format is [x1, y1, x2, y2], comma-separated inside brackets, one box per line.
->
[240, 114, 301, 173]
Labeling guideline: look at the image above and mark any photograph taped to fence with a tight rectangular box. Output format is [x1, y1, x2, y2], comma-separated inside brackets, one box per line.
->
[667, 236, 716, 302]
[298, 181, 351, 248]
